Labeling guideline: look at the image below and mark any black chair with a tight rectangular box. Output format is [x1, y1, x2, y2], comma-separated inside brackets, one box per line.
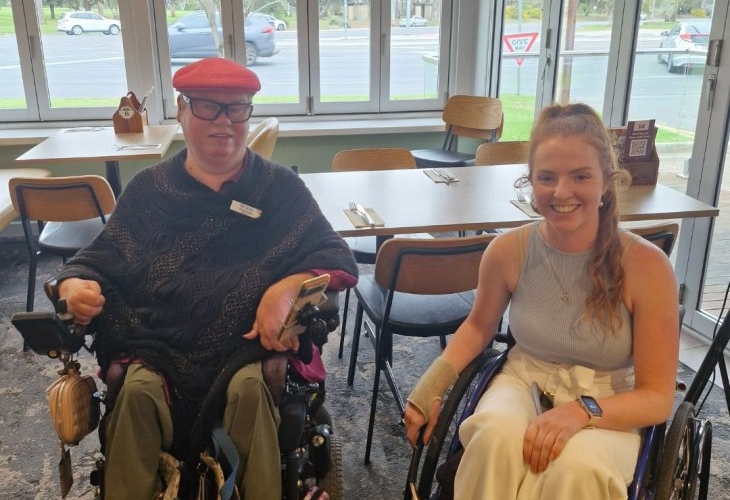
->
[627, 222, 680, 257]
[9, 175, 116, 314]
[411, 95, 504, 169]
[346, 233, 497, 464]
[331, 148, 432, 359]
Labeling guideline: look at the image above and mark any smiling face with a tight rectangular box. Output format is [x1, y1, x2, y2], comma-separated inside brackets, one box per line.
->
[177, 89, 252, 188]
[530, 134, 609, 251]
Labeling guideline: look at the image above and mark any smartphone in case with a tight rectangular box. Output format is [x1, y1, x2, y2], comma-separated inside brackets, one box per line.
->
[277, 274, 330, 342]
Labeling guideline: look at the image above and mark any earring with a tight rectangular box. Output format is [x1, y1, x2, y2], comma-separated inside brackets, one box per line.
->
[599, 199, 604, 208]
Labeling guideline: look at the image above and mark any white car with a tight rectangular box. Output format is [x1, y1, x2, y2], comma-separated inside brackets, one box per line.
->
[249, 12, 286, 31]
[58, 11, 121, 35]
[399, 15, 428, 27]
[658, 20, 711, 73]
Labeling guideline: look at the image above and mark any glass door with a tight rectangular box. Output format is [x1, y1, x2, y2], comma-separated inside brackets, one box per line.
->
[673, 0, 730, 340]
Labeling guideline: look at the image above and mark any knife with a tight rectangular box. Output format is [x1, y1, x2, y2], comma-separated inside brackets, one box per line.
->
[355, 203, 376, 227]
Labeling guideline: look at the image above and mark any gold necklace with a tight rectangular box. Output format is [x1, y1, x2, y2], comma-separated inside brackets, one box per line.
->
[539, 235, 585, 303]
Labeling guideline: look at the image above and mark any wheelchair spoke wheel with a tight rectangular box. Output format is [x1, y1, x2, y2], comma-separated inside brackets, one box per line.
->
[654, 402, 701, 500]
[415, 349, 505, 499]
[693, 418, 712, 500]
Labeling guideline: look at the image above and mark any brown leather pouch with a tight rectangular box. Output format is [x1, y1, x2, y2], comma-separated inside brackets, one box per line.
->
[46, 361, 100, 446]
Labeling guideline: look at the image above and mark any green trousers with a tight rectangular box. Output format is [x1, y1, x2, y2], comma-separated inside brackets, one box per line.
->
[103, 362, 281, 500]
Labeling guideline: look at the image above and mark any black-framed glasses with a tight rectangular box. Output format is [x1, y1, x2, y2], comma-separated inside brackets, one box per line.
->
[181, 94, 254, 123]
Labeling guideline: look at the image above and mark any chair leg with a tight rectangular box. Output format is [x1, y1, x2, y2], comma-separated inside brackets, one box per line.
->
[439, 335, 447, 349]
[338, 287, 350, 358]
[23, 257, 38, 352]
[347, 303, 365, 386]
[364, 339, 383, 465]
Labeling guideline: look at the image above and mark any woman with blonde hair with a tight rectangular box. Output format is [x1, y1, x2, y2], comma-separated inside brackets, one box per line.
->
[404, 103, 679, 499]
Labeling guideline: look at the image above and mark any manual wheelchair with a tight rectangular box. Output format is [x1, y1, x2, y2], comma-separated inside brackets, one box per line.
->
[12, 289, 345, 500]
[405, 344, 714, 500]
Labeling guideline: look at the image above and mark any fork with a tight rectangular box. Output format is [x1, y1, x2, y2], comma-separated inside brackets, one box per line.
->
[348, 202, 375, 227]
[434, 168, 455, 184]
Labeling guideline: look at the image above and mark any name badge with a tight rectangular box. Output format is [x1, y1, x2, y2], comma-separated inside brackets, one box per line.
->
[230, 200, 262, 219]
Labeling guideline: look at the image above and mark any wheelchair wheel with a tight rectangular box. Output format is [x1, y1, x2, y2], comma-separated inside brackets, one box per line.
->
[654, 401, 711, 500]
[312, 406, 344, 500]
[319, 435, 344, 500]
[414, 349, 506, 499]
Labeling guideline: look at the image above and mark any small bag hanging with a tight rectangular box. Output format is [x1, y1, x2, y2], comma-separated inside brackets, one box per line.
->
[46, 359, 100, 446]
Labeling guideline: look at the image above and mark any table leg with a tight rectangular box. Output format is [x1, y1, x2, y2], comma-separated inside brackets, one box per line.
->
[105, 160, 122, 198]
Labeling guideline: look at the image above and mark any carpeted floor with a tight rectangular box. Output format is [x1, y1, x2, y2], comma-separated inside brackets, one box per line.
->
[0, 242, 729, 499]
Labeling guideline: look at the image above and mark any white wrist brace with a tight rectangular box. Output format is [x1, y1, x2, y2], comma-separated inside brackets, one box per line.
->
[406, 356, 458, 424]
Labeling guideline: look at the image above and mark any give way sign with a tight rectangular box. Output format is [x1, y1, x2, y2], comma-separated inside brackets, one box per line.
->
[503, 32, 539, 67]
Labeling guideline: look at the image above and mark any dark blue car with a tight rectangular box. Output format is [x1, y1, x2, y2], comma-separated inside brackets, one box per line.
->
[168, 11, 277, 65]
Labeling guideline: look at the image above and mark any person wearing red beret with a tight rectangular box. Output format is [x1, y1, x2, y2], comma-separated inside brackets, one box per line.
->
[51, 57, 358, 499]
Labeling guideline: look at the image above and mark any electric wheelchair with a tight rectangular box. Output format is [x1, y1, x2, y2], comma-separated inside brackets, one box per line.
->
[12, 288, 345, 500]
[405, 345, 714, 500]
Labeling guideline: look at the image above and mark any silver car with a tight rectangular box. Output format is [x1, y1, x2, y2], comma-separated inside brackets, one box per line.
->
[57, 11, 121, 35]
[658, 20, 711, 73]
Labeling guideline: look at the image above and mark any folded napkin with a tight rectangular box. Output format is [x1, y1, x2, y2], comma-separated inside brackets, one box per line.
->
[343, 206, 385, 228]
[511, 199, 542, 218]
[423, 169, 458, 184]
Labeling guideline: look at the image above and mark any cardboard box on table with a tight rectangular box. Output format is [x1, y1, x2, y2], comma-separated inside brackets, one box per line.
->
[620, 148, 660, 186]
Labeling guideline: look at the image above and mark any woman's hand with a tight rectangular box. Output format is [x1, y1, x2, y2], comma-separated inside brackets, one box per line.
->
[522, 400, 588, 473]
[58, 278, 105, 325]
[404, 399, 442, 448]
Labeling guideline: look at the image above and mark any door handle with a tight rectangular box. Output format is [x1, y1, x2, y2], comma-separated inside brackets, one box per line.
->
[705, 74, 717, 110]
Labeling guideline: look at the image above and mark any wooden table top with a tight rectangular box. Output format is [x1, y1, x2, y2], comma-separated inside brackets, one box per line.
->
[301, 164, 719, 237]
[15, 124, 179, 164]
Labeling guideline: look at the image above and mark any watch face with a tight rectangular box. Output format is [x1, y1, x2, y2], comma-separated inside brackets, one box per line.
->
[582, 396, 602, 414]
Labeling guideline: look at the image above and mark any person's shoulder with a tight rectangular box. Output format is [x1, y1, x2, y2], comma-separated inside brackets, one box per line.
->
[620, 229, 670, 262]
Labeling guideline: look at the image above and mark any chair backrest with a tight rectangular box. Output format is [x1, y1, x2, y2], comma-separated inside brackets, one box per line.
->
[332, 148, 417, 172]
[247, 117, 280, 160]
[443, 95, 504, 143]
[9, 175, 116, 223]
[627, 222, 680, 257]
[475, 141, 530, 166]
[374, 234, 497, 295]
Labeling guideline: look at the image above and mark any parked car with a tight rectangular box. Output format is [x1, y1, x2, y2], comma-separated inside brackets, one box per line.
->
[658, 20, 711, 73]
[399, 15, 428, 27]
[57, 11, 121, 35]
[249, 12, 286, 31]
[168, 11, 277, 66]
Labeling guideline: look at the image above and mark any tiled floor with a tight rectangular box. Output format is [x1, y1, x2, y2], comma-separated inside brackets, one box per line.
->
[679, 327, 730, 391]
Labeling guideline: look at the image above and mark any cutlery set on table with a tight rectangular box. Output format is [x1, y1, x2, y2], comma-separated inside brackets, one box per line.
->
[344, 202, 384, 228]
[424, 168, 458, 185]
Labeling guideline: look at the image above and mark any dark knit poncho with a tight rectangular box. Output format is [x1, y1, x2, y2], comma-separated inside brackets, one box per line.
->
[56, 148, 357, 452]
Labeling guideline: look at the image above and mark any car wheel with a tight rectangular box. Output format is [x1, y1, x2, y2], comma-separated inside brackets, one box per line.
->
[108, 25, 120, 35]
[245, 42, 258, 66]
[71, 25, 83, 35]
[277, 23, 285, 31]
[666, 55, 676, 73]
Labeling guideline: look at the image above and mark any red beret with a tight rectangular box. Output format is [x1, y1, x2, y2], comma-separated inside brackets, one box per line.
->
[172, 58, 261, 93]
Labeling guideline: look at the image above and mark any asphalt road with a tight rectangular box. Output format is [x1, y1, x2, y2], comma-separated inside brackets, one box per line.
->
[0, 28, 705, 133]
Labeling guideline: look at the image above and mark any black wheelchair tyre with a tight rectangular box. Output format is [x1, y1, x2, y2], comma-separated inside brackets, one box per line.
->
[416, 349, 504, 499]
[654, 401, 703, 500]
[312, 405, 344, 500]
[320, 435, 344, 500]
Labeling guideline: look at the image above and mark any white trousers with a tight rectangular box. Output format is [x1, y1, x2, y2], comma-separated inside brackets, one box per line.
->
[455, 346, 641, 500]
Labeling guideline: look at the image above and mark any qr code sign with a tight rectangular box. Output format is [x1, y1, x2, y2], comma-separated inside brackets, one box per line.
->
[628, 138, 648, 158]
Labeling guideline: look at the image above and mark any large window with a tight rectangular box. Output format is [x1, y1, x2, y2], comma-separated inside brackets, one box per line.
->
[2, 0, 452, 124]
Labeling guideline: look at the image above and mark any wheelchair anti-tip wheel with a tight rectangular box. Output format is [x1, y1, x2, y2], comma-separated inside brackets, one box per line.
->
[654, 401, 713, 500]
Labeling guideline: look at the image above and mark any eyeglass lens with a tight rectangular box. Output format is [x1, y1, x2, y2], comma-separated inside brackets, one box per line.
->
[184, 95, 253, 123]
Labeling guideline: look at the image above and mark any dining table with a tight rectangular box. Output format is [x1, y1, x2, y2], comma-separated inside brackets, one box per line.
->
[301, 164, 719, 238]
[15, 124, 180, 197]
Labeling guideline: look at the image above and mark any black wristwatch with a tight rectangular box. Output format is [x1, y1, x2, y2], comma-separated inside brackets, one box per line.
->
[577, 395, 603, 428]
